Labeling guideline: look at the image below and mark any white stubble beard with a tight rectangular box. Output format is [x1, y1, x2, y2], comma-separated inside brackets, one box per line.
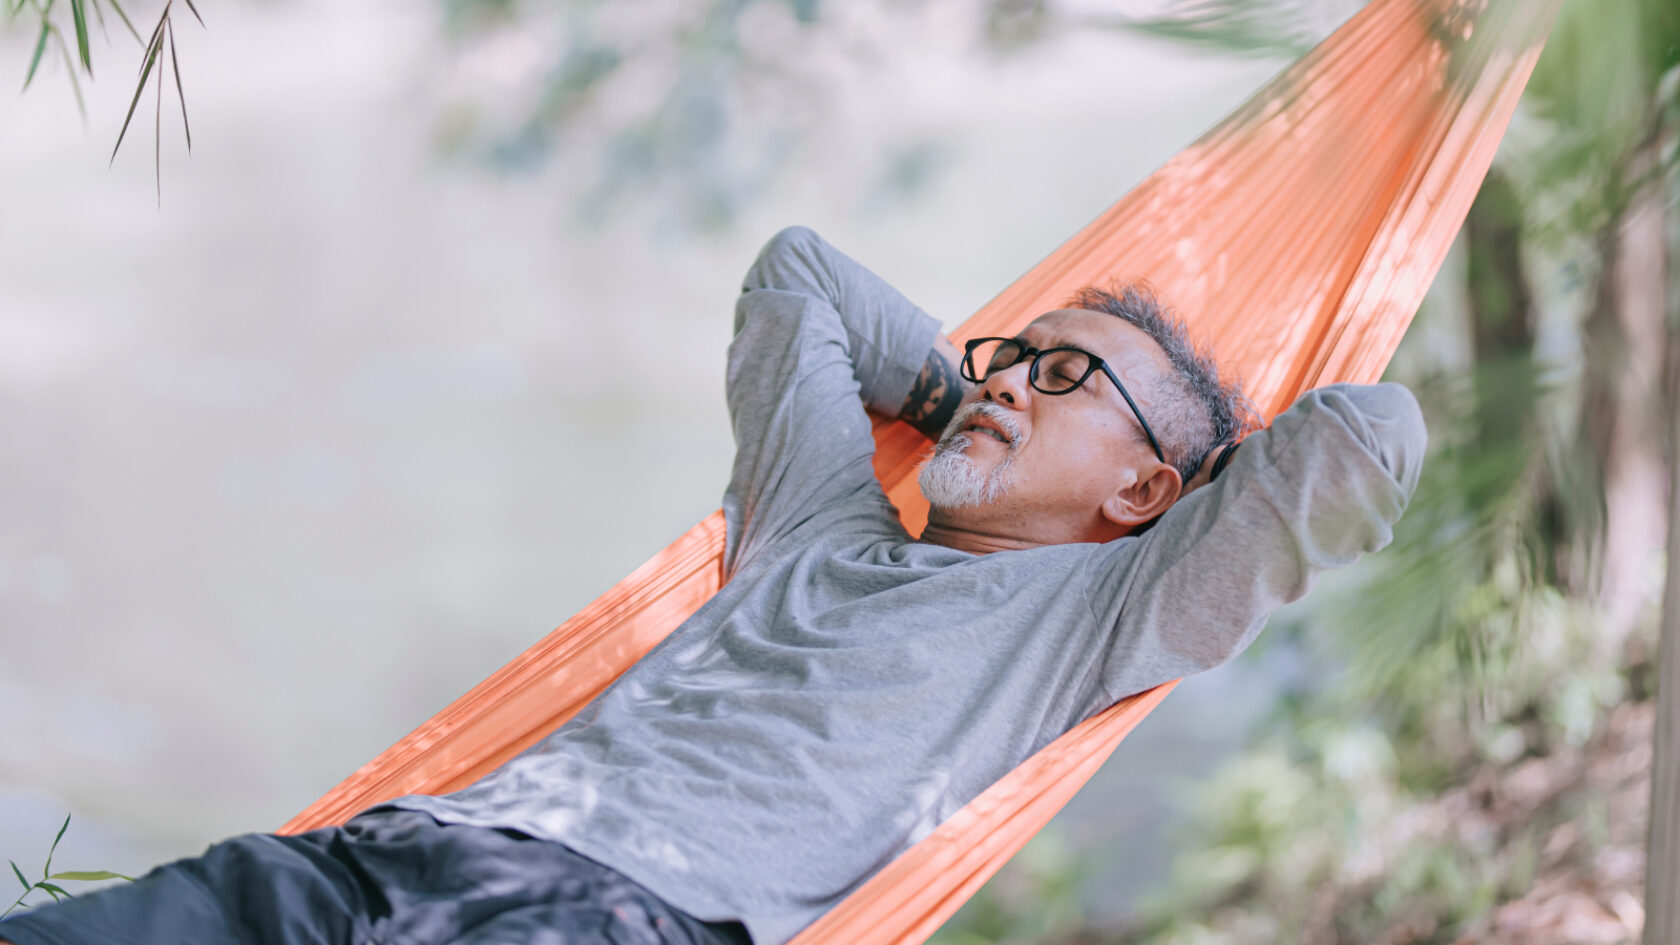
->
[917, 401, 1022, 510]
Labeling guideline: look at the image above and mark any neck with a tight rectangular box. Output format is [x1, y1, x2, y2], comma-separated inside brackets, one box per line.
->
[917, 520, 1044, 554]
[919, 508, 1136, 552]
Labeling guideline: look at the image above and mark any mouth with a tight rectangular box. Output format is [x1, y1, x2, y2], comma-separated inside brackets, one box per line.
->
[920, 406, 1021, 509]
[940, 403, 1019, 451]
[962, 418, 1011, 444]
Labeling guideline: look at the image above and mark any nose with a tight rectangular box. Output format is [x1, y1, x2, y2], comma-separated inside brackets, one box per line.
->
[982, 359, 1033, 408]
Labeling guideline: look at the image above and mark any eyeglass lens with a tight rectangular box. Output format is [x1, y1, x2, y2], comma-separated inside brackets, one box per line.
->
[967, 339, 1093, 394]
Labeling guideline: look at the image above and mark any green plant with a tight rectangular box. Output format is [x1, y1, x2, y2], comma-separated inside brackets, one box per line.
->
[12, 0, 141, 111]
[3, 814, 134, 919]
[8, 0, 203, 192]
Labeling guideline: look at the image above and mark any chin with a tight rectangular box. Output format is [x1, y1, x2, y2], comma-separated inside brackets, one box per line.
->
[917, 447, 1013, 510]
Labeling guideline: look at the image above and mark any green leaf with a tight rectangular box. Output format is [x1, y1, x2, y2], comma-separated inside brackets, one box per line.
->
[137, 5, 165, 74]
[43, 813, 72, 878]
[22, 19, 49, 92]
[35, 882, 67, 901]
[52, 26, 87, 121]
[168, 16, 190, 151]
[111, 18, 162, 165]
[181, 0, 202, 27]
[154, 22, 161, 199]
[69, 0, 91, 72]
[48, 870, 134, 882]
[9, 861, 29, 893]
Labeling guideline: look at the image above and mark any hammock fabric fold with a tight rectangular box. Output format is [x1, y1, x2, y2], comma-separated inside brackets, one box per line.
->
[283, 1, 1555, 941]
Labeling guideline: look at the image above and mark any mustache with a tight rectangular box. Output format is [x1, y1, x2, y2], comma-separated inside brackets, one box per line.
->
[934, 401, 1022, 452]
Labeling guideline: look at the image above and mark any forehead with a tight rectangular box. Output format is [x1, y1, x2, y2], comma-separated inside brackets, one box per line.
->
[1022, 308, 1172, 375]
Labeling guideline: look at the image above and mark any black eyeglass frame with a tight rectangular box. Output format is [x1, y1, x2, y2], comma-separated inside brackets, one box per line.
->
[960, 336, 1166, 463]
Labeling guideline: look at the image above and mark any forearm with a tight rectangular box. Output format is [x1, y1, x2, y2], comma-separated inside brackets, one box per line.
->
[898, 335, 973, 440]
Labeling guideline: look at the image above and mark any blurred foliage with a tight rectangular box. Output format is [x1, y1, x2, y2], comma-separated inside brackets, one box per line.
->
[424, 0, 1674, 236]
[934, 828, 1093, 945]
[432, 0, 963, 230]
[1518, 0, 1680, 242]
[3, 814, 133, 919]
[1118, 0, 1357, 58]
[428, 0, 1373, 231]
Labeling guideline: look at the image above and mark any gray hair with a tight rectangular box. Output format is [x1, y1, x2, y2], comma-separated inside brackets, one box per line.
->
[1065, 282, 1258, 480]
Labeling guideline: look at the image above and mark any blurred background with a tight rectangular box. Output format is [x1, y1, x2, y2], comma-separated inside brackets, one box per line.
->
[2, 0, 1675, 941]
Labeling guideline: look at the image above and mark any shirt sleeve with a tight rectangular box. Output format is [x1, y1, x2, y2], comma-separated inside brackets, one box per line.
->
[722, 226, 943, 577]
[1083, 382, 1428, 702]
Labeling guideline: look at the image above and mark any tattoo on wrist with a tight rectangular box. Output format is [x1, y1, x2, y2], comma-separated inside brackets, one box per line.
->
[902, 352, 968, 439]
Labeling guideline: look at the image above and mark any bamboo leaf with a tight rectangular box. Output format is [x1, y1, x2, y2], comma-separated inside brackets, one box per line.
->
[181, 0, 201, 27]
[168, 16, 189, 152]
[48, 870, 134, 882]
[111, 28, 160, 165]
[44, 813, 71, 878]
[9, 862, 28, 893]
[136, 5, 165, 76]
[35, 882, 67, 901]
[53, 25, 87, 120]
[22, 19, 49, 91]
[68, 0, 90, 72]
[154, 32, 162, 200]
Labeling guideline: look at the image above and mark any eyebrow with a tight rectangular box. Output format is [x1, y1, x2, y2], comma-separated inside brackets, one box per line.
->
[1015, 332, 1093, 354]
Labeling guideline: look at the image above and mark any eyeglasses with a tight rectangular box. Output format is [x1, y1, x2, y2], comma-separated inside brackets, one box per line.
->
[960, 336, 1165, 463]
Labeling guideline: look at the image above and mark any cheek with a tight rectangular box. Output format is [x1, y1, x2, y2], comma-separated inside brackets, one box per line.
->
[1018, 414, 1127, 492]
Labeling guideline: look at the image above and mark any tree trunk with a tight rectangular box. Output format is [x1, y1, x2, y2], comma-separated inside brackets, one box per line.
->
[1644, 135, 1679, 945]
[1577, 151, 1670, 654]
[1650, 411, 1680, 939]
[1570, 132, 1673, 942]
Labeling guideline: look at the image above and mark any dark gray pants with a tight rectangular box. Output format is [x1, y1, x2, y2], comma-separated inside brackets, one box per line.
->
[0, 809, 751, 945]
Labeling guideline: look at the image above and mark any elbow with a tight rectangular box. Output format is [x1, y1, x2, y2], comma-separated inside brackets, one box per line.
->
[736, 226, 833, 337]
[1317, 382, 1428, 501]
[1365, 382, 1427, 500]
[742, 225, 826, 295]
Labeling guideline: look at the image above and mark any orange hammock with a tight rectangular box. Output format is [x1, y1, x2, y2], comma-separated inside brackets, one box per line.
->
[283, 0, 1555, 941]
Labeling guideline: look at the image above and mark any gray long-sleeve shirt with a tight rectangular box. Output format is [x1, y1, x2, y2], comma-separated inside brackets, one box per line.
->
[390, 226, 1427, 944]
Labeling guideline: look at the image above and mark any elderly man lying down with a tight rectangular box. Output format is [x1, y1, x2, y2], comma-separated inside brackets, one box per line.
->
[0, 226, 1423, 945]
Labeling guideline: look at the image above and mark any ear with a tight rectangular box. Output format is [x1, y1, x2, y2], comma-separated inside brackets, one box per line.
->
[1100, 461, 1183, 528]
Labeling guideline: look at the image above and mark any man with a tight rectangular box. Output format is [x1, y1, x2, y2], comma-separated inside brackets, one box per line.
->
[0, 227, 1424, 945]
